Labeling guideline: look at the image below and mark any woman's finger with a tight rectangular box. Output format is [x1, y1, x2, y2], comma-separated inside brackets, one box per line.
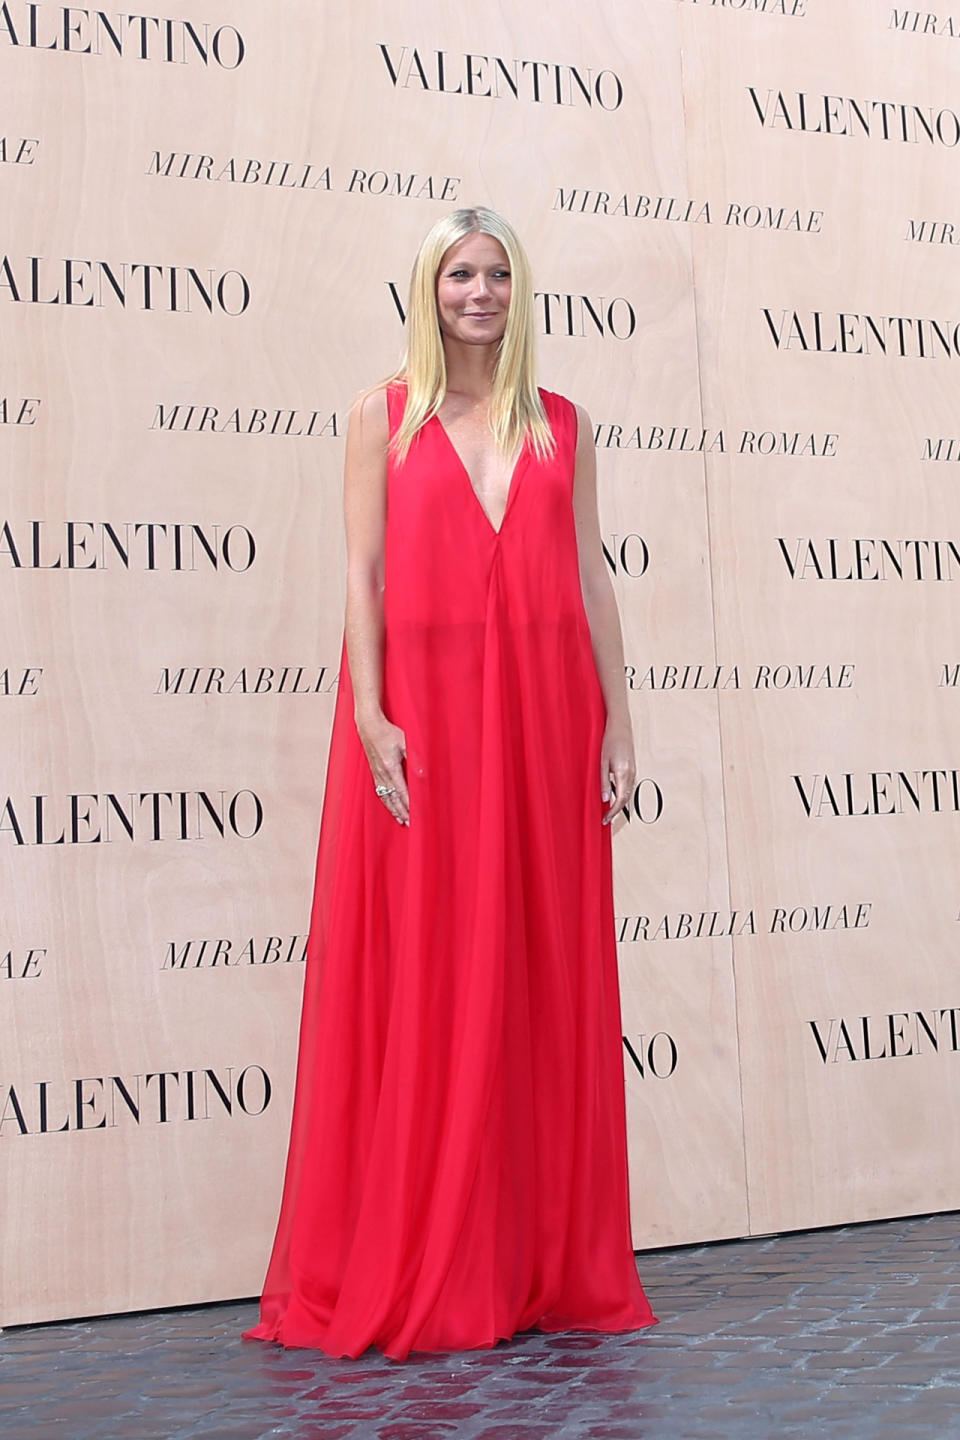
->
[384, 749, 409, 825]
[372, 744, 409, 826]
[602, 764, 634, 825]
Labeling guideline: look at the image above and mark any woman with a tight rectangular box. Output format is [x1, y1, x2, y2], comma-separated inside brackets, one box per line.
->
[243, 206, 658, 1360]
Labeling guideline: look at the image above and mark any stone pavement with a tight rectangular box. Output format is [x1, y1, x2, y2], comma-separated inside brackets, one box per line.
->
[3, 1211, 960, 1440]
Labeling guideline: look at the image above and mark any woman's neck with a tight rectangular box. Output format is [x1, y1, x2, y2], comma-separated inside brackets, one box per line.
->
[442, 337, 499, 399]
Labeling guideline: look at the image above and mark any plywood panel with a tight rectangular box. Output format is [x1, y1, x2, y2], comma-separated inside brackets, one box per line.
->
[4, 0, 952, 1325]
[679, 0, 960, 1235]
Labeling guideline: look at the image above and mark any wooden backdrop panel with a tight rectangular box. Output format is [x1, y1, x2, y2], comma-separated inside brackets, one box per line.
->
[3, 0, 955, 1323]
[680, 0, 960, 1234]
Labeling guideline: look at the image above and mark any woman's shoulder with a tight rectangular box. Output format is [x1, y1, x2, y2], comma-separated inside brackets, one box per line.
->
[537, 386, 587, 436]
[352, 378, 398, 407]
[538, 385, 584, 412]
[350, 378, 404, 425]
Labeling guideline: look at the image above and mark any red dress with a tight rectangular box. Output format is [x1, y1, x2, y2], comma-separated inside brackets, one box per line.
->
[243, 382, 657, 1359]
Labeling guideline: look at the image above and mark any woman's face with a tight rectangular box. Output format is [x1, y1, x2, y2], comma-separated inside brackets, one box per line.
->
[435, 232, 512, 347]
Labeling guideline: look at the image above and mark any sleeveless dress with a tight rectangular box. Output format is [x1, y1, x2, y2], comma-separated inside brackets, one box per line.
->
[243, 382, 658, 1359]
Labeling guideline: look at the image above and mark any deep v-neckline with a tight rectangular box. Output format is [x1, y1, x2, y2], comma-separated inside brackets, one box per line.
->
[432, 414, 526, 538]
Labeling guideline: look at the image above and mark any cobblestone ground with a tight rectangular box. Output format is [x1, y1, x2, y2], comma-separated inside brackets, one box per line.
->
[3, 1212, 960, 1440]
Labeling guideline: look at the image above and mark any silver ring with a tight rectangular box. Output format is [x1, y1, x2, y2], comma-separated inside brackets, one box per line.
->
[375, 784, 396, 796]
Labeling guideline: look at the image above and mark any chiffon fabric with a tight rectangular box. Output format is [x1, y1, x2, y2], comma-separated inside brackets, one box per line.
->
[243, 383, 658, 1359]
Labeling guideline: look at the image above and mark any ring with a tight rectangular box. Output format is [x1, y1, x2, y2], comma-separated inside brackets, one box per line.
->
[375, 784, 396, 796]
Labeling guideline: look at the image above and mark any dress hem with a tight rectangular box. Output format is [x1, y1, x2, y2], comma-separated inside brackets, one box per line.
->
[241, 1311, 660, 1362]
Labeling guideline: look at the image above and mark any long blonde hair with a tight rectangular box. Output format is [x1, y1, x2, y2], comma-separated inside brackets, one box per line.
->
[388, 206, 554, 464]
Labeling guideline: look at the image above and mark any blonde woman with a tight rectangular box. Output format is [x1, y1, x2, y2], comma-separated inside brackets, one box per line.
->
[244, 206, 658, 1360]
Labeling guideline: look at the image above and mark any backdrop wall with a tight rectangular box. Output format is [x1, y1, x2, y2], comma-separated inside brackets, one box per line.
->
[4, 0, 958, 1324]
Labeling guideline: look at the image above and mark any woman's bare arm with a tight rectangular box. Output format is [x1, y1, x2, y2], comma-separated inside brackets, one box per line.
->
[342, 386, 409, 825]
[571, 402, 636, 824]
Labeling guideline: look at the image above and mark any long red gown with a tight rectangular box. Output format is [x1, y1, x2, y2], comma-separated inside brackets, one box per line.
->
[243, 382, 658, 1359]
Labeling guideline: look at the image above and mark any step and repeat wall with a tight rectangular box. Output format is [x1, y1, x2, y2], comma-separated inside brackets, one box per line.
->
[3, 0, 958, 1325]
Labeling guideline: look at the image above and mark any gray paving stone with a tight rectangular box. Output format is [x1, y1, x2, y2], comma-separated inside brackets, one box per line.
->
[3, 1210, 960, 1438]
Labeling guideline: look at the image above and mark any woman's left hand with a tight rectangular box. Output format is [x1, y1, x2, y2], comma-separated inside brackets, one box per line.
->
[600, 720, 636, 825]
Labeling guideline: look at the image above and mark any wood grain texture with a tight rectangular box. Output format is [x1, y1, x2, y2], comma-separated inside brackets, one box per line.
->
[3, 0, 950, 1322]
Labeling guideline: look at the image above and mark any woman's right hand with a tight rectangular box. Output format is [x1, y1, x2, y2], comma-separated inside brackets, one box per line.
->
[356, 711, 410, 826]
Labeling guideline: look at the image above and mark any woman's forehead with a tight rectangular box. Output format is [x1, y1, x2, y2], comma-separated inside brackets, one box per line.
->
[439, 232, 509, 269]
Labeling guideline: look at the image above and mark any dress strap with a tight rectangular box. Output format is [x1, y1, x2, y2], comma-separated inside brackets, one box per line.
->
[385, 379, 408, 441]
[538, 388, 578, 463]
